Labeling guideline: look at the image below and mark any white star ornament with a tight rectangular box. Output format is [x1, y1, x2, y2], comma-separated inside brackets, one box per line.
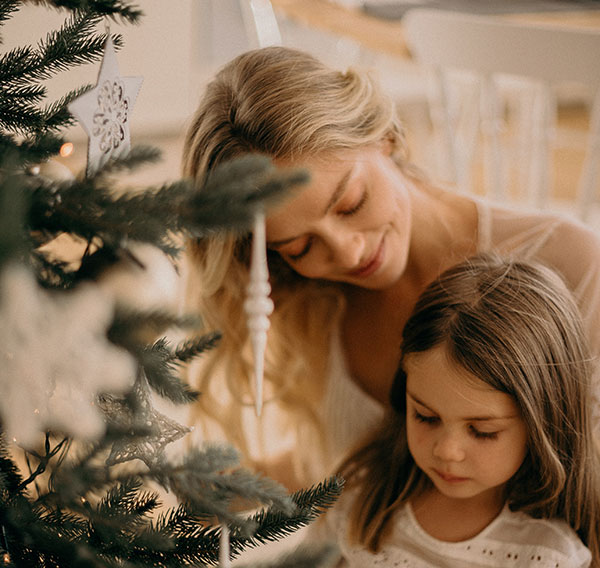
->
[69, 37, 143, 176]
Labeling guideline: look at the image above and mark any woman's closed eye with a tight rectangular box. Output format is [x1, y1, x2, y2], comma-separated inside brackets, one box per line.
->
[339, 191, 367, 216]
[285, 237, 313, 261]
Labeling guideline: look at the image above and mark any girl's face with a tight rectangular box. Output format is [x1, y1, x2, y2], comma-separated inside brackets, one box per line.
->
[404, 345, 528, 507]
[266, 144, 412, 290]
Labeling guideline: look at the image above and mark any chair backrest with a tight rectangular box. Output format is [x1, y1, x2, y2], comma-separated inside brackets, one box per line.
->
[239, 0, 282, 49]
[403, 8, 600, 221]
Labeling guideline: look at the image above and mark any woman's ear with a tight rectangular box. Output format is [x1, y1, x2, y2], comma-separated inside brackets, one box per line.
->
[379, 136, 394, 157]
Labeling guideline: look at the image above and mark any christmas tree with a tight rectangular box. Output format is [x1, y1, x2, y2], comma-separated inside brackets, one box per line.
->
[0, 1, 343, 566]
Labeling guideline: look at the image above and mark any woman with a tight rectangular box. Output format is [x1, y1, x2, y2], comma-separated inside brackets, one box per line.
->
[182, 46, 600, 488]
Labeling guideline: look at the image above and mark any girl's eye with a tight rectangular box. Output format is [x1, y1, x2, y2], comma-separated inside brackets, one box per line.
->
[469, 425, 499, 440]
[339, 191, 367, 216]
[414, 410, 439, 425]
[286, 237, 313, 262]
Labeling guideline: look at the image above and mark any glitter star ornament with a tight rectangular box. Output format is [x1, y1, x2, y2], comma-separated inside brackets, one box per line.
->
[100, 371, 191, 468]
[0, 263, 136, 448]
[69, 36, 143, 176]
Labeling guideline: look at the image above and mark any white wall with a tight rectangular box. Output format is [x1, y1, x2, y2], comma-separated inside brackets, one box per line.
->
[1, 1, 255, 139]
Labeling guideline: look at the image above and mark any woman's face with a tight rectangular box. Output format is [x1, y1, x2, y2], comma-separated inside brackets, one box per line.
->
[266, 144, 412, 290]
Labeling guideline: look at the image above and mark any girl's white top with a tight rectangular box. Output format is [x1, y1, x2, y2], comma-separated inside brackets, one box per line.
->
[322, 498, 591, 568]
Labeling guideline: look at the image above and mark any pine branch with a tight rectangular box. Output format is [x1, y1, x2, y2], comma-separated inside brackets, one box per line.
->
[1, 131, 63, 165]
[17, 434, 69, 492]
[172, 332, 222, 364]
[31, 0, 144, 24]
[31, 250, 77, 289]
[41, 83, 93, 132]
[229, 476, 344, 553]
[0, 46, 35, 84]
[0, 434, 25, 497]
[39, 18, 120, 78]
[0, 0, 19, 25]
[95, 144, 163, 174]
[108, 309, 199, 352]
[181, 155, 310, 235]
[0, 169, 29, 268]
[164, 446, 294, 529]
[139, 338, 200, 405]
[0, 95, 45, 133]
[0, 82, 47, 105]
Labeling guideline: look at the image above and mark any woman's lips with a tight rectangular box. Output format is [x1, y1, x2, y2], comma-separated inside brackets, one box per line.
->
[349, 238, 385, 278]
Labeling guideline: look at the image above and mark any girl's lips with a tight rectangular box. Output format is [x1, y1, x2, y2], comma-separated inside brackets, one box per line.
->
[434, 469, 469, 483]
[349, 238, 385, 278]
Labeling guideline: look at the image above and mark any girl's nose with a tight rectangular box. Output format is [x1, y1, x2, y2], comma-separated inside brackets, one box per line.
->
[433, 431, 466, 463]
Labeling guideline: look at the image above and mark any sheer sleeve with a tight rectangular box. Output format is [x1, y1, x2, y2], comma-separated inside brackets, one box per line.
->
[479, 199, 600, 435]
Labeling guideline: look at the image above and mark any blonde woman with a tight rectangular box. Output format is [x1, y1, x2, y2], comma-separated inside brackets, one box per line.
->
[182, 46, 600, 488]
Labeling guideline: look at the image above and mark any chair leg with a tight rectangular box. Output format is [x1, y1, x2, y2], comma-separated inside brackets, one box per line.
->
[481, 75, 504, 202]
[529, 82, 554, 210]
[577, 90, 600, 222]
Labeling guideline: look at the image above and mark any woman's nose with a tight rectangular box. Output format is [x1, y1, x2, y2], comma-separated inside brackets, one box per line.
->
[326, 231, 365, 269]
[433, 431, 466, 462]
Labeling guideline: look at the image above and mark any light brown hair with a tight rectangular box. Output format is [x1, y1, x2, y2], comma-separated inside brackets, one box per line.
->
[340, 253, 600, 562]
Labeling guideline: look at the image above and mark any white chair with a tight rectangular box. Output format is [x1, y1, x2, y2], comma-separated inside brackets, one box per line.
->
[239, 0, 282, 48]
[403, 8, 600, 221]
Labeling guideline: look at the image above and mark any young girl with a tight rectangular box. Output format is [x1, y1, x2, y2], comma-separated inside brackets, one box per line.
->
[182, 45, 600, 488]
[330, 253, 600, 567]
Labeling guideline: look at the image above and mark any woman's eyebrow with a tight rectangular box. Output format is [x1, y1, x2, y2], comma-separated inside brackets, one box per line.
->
[323, 168, 352, 214]
[266, 167, 353, 248]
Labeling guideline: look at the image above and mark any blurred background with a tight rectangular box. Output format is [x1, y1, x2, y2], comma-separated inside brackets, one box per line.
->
[4, 0, 598, 218]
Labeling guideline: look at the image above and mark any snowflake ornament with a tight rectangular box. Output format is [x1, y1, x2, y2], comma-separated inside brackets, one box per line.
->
[0, 263, 136, 448]
[99, 371, 190, 468]
[69, 37, 143, 176]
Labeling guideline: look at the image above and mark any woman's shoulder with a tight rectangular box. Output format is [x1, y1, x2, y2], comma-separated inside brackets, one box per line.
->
[476, 198, 600, 250]
[475, 199, 600, 287]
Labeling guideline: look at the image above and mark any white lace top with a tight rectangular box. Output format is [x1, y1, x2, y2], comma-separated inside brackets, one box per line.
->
[316, 199, 600, 477]
[322, 498, 591, 568]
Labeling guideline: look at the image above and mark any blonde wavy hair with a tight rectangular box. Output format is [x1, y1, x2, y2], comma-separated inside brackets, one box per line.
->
[181, 46, 413, 480]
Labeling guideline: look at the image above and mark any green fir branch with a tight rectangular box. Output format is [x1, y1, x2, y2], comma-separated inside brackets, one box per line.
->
[0, 170, 28, 267]
[4, 131, 64, 165]
[0, 434, 25, 497]
[1, 82, 47, 104]
[0, 1, 19, 25]
[172, 332, 222, 364]
[182, 155, 309, 235]
[33, 0, 144, 24]
[108, 309, 199, 352]
[40, 20, 119, 78]
[0, 45, 34, 84]
[95, 144, 163, 175]
[228, 476, 344, 553]
[139, 338, 200, 405]
[41, 82, 93, 132]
